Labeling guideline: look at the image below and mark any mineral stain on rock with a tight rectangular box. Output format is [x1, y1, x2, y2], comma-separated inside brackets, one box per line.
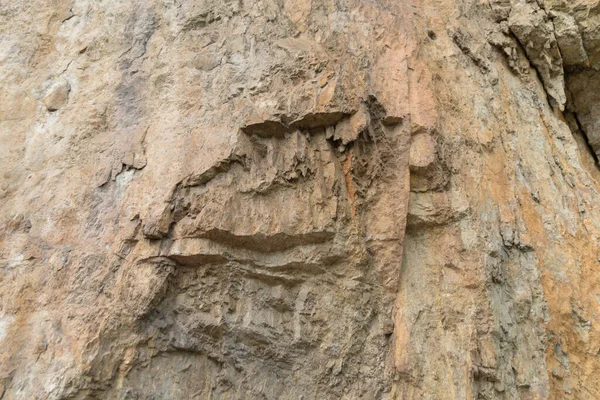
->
[1, 0, 600, 399]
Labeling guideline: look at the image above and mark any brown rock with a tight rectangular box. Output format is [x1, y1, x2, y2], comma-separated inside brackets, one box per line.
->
[2, 0, 600, 399]
[333, 104, 370, 145]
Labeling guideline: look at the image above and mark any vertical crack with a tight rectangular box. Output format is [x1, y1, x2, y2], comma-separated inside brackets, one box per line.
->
[568, 110, 600, 165]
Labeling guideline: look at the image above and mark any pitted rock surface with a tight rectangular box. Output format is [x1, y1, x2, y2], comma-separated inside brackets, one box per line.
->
[2, 0, 600, 399]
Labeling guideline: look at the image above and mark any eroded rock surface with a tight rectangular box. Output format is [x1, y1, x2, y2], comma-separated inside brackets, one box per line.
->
[1, 0, 600, 399]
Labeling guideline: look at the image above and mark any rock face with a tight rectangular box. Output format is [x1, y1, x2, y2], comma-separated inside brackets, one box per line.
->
[1, 0, 600, 399]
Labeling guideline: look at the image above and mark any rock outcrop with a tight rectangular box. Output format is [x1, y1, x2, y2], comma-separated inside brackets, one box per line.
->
[1, 0, 600, 399]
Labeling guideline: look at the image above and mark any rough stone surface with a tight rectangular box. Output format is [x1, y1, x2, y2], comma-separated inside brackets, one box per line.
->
[42, 80, 71, 112]
[1, 0, 600, 399]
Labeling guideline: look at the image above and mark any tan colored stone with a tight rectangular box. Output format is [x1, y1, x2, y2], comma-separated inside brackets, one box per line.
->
[409, 132, 437, 171]
[2, 0, 600, 399]
[333, 104, 370, 145]
[42, 80, 70, 112]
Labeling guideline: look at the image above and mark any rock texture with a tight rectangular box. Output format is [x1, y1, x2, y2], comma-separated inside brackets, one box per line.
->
[1, 0, 600, 399]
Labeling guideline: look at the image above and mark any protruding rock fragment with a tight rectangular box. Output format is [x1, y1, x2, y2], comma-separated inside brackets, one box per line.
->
[333, 105, 370, 145]
[409, 133, 437, 172]
[406, 191, 455, 227]
[289, 111, 345, 130]
[553, 11, 589, 67]
[143, 211, 171, 240]
[508, 2, 566, 109]
[43, 80, 70, 111]
[408, 132, 448, 192]
[240, 120, 291, 138]
[567, 70, 600, 158]
[489, 0, 511, 22]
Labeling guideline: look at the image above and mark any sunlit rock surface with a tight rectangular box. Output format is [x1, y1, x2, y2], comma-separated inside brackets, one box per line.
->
[1, 0, 600, 398]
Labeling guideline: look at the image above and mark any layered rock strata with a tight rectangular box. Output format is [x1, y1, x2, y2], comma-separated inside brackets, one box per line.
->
[1, 0, 600, 399]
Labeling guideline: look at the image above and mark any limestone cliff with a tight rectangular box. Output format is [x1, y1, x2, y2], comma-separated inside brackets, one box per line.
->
[1, 0, 600, 399]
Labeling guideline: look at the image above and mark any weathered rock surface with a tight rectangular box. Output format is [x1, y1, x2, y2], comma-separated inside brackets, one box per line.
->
[1, 0, 600, 399]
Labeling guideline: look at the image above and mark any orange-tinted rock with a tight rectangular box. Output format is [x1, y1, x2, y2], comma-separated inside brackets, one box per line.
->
[2, 0, 600, 399]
